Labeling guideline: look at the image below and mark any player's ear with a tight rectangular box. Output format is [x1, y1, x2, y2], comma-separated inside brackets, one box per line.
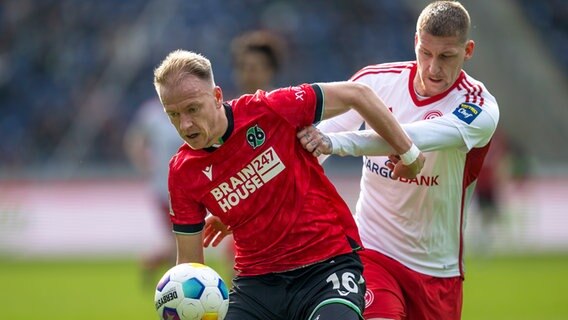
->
[464, 40, 475, 61]
[414, 32, 418, 48]
[214, 86, 223, 106]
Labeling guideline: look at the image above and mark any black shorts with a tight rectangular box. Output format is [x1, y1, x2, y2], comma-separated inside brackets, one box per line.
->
[225, 253, 366, 320]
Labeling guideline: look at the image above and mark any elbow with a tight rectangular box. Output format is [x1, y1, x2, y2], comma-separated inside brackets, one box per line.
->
[350, 82, 374, 99]
[348, 82, 377, 109]
[334, 82, 384, 125]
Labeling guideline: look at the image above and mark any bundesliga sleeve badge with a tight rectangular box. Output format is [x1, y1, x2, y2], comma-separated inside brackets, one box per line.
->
[452, 102, 482, 124]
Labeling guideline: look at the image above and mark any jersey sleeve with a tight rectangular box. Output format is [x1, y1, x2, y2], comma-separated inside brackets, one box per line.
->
[168, 161, 206, 235]
[329, 118, 465, 156]
[329, 101, 499, 156]
[263, 83, 324, 127]
[449, 99, 500, 150]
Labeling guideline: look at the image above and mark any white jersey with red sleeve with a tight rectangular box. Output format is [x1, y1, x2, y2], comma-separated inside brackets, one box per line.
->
[317, 62, 499, 278]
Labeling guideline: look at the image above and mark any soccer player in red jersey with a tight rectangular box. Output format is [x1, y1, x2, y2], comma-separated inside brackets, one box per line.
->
[153, 49, 424, 320]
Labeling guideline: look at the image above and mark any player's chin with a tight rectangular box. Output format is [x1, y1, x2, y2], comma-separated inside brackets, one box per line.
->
[426, 80, 449, 95]
[184, 139, 203, 150]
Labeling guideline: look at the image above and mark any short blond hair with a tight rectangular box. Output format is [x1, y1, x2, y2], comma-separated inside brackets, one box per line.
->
[417, 1, 471, 43]
[153, 50, 215, 92]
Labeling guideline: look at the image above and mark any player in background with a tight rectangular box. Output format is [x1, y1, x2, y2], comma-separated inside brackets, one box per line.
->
[230, 30, 286, 96]
[153, 49, 424, 320]
[124, 97, 182, 287]
[472, 128, 511, 254]
[298, 1, 500, 319]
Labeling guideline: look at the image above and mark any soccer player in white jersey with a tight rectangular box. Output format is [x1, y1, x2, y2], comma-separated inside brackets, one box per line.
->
[298, 1, 499, 319]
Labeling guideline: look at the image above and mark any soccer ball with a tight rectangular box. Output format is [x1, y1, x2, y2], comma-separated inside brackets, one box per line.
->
[154, 263, 230, 320]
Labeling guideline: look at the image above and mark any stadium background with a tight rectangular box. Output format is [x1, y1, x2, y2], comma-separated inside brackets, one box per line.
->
[1, 0, 567, 319]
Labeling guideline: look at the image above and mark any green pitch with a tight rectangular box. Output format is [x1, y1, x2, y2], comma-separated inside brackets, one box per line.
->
[1, 254, 567, 319]
[462, 254, 568, 319]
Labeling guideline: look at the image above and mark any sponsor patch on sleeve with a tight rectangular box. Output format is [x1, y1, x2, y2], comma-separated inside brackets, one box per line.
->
[452, 102, 482, 124]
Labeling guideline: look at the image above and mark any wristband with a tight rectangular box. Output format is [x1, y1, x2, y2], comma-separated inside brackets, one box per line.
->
[400, 143, 420, 165]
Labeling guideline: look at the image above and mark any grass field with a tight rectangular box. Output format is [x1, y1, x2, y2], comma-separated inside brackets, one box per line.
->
[462, 254, 568, 320]
[1, 254, 567, 319]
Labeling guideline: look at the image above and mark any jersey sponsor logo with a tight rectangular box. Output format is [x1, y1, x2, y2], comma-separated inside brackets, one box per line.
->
[292, 86, 305, 101]
[210, 147, 285, 212]
[365, 158, 439, 186]
[202, 165, 213, 180]
[423, 110, 443, 119]
[453, 102, 482, 124]
[246, 125, 265, 149]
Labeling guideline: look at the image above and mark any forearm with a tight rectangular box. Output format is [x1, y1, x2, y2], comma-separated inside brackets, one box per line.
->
[350, 84, 412, 154]
[318, 82, 412, 154]
[176, 233, 205, 264]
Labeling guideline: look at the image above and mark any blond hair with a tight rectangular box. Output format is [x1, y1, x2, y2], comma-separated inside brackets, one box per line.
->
[153, 50, 215, 92]
[417, 1, 471, 43]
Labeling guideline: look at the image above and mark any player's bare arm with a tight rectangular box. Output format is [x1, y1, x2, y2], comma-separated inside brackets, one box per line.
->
[318, 82, 411, 154]
[316, 82, 425, 177]
[175, 233, 205, 264]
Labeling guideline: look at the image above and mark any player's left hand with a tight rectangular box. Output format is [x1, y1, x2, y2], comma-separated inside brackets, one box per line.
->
[386, 152, 426, 179]
[297, 126, 332, 157]
[203, 215, 232, 248]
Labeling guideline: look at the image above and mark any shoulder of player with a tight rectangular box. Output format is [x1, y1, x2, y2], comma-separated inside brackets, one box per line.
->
[168, 145, 202, 173]
[454, 72, 498, 109]
[235, 83, 317, 108]
[350, 61, 414, 82]
[447, 94, 499, 129]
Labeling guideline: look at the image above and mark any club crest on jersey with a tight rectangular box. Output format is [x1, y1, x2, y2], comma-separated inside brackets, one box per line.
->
[364, 289, 374, 308]
[246, 125, 265, 149]
[453, 102, 482, 124]
[423, 110, 443, 120]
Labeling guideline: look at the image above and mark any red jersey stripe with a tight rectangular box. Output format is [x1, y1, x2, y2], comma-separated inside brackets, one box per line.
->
[460, 78, 485, 106]
[351, 62, 414, 81]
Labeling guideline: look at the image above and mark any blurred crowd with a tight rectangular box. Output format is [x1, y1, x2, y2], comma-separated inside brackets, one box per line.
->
[519, 0, 568, 74]
[0, 0, 415, 174]
[0, 0, 566, 176]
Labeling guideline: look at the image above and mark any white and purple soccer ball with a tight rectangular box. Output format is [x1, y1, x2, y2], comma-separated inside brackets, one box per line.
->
[154, 263, 229, 320]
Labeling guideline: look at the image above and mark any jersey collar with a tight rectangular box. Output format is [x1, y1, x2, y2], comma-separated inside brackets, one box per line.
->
[408, 63, 465, 107]
[204, 103, 234, 153]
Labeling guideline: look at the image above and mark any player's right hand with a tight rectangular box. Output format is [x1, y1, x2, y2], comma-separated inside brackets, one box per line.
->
[297, 126, 332, 157]
[203, 215, 232, 248]
[387, 152, 426, 179]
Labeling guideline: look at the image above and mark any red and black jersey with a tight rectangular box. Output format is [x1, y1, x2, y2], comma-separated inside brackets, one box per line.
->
[168, 83, 362, 276]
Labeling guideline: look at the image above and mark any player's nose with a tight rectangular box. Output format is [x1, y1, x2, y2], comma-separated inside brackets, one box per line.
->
[179, 113, 194, 131]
